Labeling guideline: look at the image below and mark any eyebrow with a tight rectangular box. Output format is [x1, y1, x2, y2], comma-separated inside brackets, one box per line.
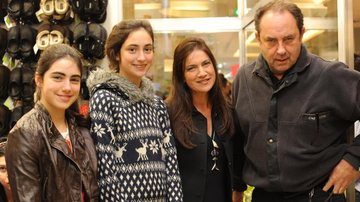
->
[127, 43, 153, 47]
[51, 72, 81, 78]
[265, 33, 296, 39]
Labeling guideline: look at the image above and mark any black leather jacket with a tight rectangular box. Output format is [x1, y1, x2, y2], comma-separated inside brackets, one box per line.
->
[6, 103, 98, 202]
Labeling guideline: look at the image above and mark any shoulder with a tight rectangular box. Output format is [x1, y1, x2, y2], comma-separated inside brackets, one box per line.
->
[152, 95, 168, 111]
[92, 88, 116, 100]
[77, 126, 95, 146]
[235, 61, 256, 79]
[77, 126, 90, 137]
[7, 110, 44, 156]
[10, 109, 42, 138]
[309, 54, 347, 70]
[310, 55, 358, 76]
[90, 88, 126, 107]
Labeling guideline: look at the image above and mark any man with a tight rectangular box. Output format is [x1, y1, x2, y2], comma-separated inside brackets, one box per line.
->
[232, 0, 360, 201]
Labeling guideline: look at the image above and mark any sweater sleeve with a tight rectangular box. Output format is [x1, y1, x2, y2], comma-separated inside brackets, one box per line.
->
[157, 98, 183, 201]
[89, 89, 120, 201]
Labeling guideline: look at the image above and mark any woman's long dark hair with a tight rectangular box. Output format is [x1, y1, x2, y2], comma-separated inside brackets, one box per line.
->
[166, 37, 234, 149]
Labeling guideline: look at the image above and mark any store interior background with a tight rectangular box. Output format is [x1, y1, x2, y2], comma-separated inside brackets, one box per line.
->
[100, 0, 359, 99]
[1, 0, 358, 200]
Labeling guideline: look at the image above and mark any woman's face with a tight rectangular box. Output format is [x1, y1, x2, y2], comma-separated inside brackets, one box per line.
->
[118, 28, 154, 86]
[184, 49, 216, 97]
[35, 57, 81, 113]
[0, 156, 10, 192]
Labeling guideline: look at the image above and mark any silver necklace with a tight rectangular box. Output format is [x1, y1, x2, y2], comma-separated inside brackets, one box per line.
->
[210, 131, 220, 171]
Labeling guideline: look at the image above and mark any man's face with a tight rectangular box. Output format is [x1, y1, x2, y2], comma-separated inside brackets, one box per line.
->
[256, 10, 304, 80]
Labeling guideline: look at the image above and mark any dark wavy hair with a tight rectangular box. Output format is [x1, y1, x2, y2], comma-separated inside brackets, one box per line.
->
[36, 44, 89, 127]
[255, 0, 304, 34]
[105, 20, 154, 72]
[166, 37, 234, 149]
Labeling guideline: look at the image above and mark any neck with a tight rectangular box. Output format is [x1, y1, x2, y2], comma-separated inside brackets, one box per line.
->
[40, 101, 68, 133]
[273, 73, 284, 80]
[192, 92, 211, 111]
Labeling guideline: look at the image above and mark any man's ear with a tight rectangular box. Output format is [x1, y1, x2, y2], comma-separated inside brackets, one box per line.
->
[300, 27, 305, 41]
[256, 31, 260, 42]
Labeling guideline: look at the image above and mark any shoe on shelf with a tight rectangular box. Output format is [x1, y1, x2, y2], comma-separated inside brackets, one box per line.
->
[9, 66, 22, 101]
[6, 25, 21, 59]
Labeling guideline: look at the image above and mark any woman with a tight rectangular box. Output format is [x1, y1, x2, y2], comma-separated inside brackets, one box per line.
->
[5, 44, 98, 202]
[0, 137, 12, 202]
[87, 20, 183, 201]
[166, 37, 246, 202]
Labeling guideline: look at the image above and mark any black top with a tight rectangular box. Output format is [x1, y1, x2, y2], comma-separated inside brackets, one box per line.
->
[203, 134, 230, 202]
[174, 107, 245, 202]
[0, 185, 7, 202]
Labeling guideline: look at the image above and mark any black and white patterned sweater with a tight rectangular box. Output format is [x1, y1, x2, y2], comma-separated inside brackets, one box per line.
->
[87, 69, 183, 202]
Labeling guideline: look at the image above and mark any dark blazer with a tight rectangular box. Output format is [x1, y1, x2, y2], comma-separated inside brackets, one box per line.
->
[175, 107, 246, 202]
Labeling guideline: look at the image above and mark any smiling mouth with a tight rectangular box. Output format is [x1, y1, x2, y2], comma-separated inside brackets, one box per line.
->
[58, 95, 72, 101]
[198, 78, 211, 84]
[134, 64, 147, 68]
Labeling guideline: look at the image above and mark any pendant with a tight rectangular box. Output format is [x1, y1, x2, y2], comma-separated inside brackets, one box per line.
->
[211, 161, 220, 171]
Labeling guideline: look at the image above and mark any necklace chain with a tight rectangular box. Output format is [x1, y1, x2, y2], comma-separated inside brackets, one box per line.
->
[211, 131, 220, 171]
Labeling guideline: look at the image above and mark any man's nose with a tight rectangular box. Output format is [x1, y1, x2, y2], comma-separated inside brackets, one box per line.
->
[277, 41, 286, 55]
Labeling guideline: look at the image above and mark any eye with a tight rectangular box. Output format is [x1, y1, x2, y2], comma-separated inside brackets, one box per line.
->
[203, 60, 211, 66]
[186, 66, 196, 72]
[0, 166, 6, 173]
[284, 36, 294, 43]
[128, 48, 137, 53]
[144, 47, 153, 53]
[70, 77, 81, 83]
[52, 75, 62, 81]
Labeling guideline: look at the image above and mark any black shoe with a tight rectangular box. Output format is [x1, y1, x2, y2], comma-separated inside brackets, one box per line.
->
[9, 66, 22, 101]
[0, 27, 7, 59]
[0, 65, 11, 101]
[0, 104, 11, 136]
[21, 67, 35, 103]
[7, 25, 21, 59]
[20, 24, 36, 60]
[7, 0, 22, 22]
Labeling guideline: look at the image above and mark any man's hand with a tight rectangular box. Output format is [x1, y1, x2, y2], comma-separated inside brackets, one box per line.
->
[323, 159, 360, 193]
[232, 191, 243, 202]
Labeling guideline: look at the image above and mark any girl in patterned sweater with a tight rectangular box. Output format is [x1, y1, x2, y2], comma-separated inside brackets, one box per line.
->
[87, 20, 183, 202]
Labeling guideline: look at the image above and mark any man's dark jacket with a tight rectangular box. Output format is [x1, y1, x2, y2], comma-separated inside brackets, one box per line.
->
[233, 45, 360, 192]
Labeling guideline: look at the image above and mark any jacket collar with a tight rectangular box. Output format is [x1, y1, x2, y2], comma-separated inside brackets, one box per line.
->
[86, 68, 155, 105]
[34, 103, 85, 157]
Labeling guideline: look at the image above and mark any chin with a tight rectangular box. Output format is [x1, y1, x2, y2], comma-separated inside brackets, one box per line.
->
[56, 103, 73, 110]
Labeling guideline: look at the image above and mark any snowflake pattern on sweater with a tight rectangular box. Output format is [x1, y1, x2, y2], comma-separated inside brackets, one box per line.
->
[87, 69, 183, 202]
